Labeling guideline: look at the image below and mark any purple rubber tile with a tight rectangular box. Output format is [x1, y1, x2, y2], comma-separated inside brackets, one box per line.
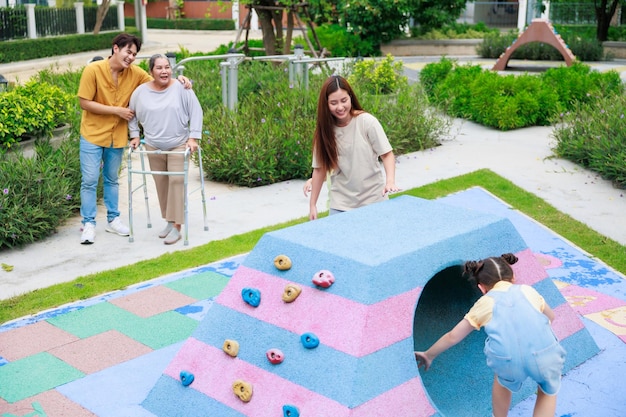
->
[48, 330, 153, 374]
[0, 320, 79, 361]
[109, 285, 197, 318]
[0, 389, 98, 417]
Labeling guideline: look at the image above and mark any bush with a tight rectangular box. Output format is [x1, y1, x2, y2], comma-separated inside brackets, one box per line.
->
[553, 95, 626, 188]
[304, 24, 378, 57]
[187, 58, 446, 187]
[0, 81, 73, 152]
[124, 17, 235, 31]
[348, 54, 407, 95]
[0, 31, 138, 64]
[422, 59, 623, 130]
[0, 137, 81, 249]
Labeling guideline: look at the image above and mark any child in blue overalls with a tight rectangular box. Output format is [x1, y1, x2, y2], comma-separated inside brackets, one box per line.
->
[415, 253, 566, 417]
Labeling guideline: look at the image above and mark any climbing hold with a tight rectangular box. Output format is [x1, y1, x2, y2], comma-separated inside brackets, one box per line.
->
[301, 332, 320, 349]
[242, 287, 261, 307]
[274, 254, 292, 270]
[179, 370, 195, 386]
[283, 404, 300, 417]
[232, 379, 253, 402]
[312, 270, 335, 288]
[282, 284, 302, 303]
[266, 348, 285, 364]
[222, 339, 240, 357]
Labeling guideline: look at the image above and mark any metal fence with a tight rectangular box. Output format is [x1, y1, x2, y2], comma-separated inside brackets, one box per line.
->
[0, 7, 27, 40]
[34, 7, 76, 37]
[549, 2, 596, 25]
[0, 5, 119, 41]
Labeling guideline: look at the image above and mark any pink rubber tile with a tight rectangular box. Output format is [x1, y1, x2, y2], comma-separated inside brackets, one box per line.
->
[552, 302, 585, 341]
[108, 285, 197, 318]
[559, 284, 626, 316]
[0, 321, 79, 361]
[0, 389, 97, 417]
[48, 330, 152, 374]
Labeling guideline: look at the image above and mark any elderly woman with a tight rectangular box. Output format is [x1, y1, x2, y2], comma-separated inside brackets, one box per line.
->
[128, 54, 203, 244]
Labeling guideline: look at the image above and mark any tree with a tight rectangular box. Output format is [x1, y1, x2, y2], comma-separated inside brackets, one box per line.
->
[341, 0, 413, 46]
[410, 0, 468, 33]
[594, 0, 620, 41]
[93, 0, 112, 34]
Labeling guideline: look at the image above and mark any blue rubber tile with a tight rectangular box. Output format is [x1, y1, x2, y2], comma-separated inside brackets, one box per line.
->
[47, 302, 139, 338]
[57, 343, 182, 417]
[165, 271, 230, 300]
[115, 311, 198, 350]
[0, 352, 84, 403]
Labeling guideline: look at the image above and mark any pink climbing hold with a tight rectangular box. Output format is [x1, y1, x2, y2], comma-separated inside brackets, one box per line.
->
[312, 270, 335, 288]
[266, 348, 285, 364]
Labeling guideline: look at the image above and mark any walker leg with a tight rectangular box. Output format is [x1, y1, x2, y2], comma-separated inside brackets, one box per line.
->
[139, 148, 152, 229]
[183, 153, 189, 246]
[197, 147, 209, 232]
[127, 149, 135, 243]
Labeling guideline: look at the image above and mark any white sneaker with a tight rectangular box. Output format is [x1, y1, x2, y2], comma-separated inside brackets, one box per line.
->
[81, 223, 96, 244]
[158, 222, 174, 238]
[105, 217, 130, 236]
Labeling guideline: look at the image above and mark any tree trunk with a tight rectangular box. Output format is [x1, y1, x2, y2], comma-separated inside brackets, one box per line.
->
[284, 11, 294, 55]
[93, 0, 111, 35]
[595, 0, 620, 42]
[258, 9, 277, 55]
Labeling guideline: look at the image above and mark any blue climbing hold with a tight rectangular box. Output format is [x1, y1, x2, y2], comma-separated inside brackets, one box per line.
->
[283, 404, 300, 417]
[301, 332, 319, 349]
[180, 370, 195, 386]
[241, 287, 261, 307]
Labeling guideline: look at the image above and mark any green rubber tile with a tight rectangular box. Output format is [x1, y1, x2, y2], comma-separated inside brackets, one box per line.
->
[115, 311, 198, 350]
[0, 352, 84, 403]
[47, 302, 139, 338]
[165, 271, 230, 299]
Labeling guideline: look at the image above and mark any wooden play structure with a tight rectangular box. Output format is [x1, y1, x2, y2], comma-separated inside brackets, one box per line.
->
[234, 2, 325, 58]
[493, 18, 576, 71]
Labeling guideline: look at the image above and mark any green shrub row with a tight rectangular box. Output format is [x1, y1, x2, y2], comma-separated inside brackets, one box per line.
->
[124, 17, 235, 31]
[553, 95, 626, 189]
[0, 81, 73, 152]
[420, 58, 623, 130]
[0, 30, 138, 64]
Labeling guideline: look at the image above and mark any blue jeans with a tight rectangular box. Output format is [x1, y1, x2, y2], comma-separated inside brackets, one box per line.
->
[79, 137, 124, 225]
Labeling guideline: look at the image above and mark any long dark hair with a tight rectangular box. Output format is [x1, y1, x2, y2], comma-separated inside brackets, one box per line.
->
[312, 75, 364, 173]
[463, 253, 518, 288]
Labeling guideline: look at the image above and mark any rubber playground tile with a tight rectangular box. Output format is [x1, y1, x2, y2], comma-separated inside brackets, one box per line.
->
[165, 271, 230, 300]
[108, 285, 197, 318]
[0, 352, 84, 403]
[115, 311, 198, 350]
[0, 320, 79, 361]
[585, 305, 626, 343]
[57, 343, 182, 417]
[0, 388, 97, 417]
[48, 330, 153, 374]
[46, 302, 140, 339]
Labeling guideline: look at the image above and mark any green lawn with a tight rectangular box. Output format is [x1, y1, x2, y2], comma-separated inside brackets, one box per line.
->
[1, 168, 623, 324]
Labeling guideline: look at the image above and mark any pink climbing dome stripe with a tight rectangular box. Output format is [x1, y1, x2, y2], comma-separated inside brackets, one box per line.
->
[216, 266, 422, 357]
[164, 339, 438, 416]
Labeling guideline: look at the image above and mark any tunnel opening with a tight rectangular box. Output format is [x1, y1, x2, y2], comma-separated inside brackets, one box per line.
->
[413, 265, 494, 416]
